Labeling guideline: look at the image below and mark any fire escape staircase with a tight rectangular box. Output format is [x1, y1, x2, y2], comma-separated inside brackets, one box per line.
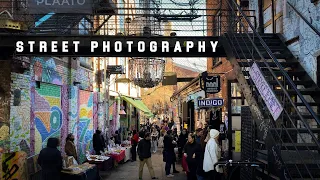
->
[220, 1, 320, 179]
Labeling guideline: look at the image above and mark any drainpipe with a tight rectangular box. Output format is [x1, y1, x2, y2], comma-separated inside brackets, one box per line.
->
[258, 0, 264, 33]
[271, 0, 275, 33]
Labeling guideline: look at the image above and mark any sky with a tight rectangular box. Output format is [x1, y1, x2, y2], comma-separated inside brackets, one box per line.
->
[154, 0, 208, 72]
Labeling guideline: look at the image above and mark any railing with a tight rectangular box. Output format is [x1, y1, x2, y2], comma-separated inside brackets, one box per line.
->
[286, 1, 320, 37]
[217, 0, 320, 179]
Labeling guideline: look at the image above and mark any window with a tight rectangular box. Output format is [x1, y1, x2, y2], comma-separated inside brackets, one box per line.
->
[230, 83, 246, 114]
[213, 57, 222, 67]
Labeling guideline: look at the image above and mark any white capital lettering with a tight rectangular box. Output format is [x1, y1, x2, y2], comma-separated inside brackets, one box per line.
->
[16, 41, 24, 52]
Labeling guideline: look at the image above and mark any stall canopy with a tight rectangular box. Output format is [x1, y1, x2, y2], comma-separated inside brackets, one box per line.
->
[121, 96, 154, 117]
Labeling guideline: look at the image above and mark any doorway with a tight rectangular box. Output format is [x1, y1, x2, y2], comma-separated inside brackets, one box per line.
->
[187, 100, 195, 132]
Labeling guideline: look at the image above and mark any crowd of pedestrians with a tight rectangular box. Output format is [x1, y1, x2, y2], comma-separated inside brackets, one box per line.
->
[131, 117, 223, 180]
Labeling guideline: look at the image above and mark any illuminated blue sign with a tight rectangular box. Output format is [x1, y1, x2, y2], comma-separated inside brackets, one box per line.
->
[198, 98, 224, 108]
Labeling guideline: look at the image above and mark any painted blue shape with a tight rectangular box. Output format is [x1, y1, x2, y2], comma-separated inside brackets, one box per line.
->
[35, 12, 55, 27]
[87, 94, 93, 107]
[34, 106, 62, 142]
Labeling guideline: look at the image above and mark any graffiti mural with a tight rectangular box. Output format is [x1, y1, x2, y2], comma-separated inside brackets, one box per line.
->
[34, 83, 62, 153]
[75, 67, 93, 91]
[0, 151, 28, 180]
[78, 90, 94, 162]
[10, 73, 31, 154]
[69, 86, 79, 148]
[32, 57, 73, 85]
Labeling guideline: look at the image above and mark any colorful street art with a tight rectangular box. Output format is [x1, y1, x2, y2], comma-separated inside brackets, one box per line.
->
[10, 73, 31, 154]
[76, 67, 93, 91]
[0, 151, 28, 180]
[78, 90, 94, 163]
[69, 86, 79, 148]
[34, 83, 62, 153]
[33, 57, 64, 85]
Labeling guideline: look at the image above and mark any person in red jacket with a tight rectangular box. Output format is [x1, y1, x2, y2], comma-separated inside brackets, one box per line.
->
[131, 130, 139, 161]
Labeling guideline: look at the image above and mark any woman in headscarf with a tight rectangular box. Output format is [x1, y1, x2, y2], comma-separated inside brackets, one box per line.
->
[203, 129, 223, 180]
[65, 133, 78, 163]
[183, 133, 198, 180]
[37, 137, 63, 180]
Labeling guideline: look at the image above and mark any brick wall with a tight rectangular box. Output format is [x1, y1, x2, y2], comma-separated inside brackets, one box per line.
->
[10, 72, 31, 154]
[0, 61, 11, 152]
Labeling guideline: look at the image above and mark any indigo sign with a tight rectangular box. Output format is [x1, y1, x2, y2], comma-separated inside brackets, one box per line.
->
[200, 72, 220, 94]
[198, 98, 224, 108]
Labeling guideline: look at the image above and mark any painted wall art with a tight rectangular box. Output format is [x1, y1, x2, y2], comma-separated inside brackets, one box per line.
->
[34, 83, 62, 154]
[78, 90, 94, 162]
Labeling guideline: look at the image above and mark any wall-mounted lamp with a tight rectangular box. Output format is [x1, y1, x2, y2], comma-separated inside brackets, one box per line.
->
[119, 105, 126, 115]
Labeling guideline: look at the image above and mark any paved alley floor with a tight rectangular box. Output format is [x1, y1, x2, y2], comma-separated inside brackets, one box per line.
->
[101, 150, 186, 180]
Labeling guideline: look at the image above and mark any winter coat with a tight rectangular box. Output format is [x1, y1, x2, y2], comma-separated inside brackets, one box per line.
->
[137, 139, 152, 159]
[37, 138, 63, 180]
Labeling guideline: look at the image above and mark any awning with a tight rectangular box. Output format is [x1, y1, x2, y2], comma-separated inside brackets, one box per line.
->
[121, 96, 153, 116]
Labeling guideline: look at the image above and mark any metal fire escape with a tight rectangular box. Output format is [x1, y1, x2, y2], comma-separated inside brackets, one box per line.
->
[216, 0, 320, 179]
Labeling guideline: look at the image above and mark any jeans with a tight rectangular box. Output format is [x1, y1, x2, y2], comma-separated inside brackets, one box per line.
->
[197, 175, 205, 180]
[152, 140, 158, 152]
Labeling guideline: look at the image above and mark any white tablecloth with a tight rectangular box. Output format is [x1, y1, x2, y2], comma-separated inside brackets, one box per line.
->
[123, 146, 131, 162]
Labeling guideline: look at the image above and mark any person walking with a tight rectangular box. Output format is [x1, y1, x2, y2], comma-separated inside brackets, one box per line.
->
[178, 128, 188, 159]
[131, 130, 139, 161]
[93, 129, 105, 155]
[203, 129, 223, 180]
[164, 130, 179, 178]
[195, 130, 208, 180]
[37, 138, 63, 180]
[184, 133, 198, 180]
[137, 132, 158, 180]
[151, 127, 159, 153]
[65, 133, 78, 163]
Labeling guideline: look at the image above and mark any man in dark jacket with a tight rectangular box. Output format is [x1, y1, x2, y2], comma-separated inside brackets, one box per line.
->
[178, 128, 188, 159]
[164, 130, 179, 178]
[37, 138, 63, 180]
[137, 132, 158, 180]
[93, 129, 105, 155]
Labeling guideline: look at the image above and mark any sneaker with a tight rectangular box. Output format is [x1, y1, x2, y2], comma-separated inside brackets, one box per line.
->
[166, 174, 174, 178]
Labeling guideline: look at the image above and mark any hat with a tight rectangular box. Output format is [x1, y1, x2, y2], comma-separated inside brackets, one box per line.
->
[210, 129, 220, 139]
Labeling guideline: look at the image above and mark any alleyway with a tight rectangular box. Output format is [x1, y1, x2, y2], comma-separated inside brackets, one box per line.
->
[101, 150, 186, 180]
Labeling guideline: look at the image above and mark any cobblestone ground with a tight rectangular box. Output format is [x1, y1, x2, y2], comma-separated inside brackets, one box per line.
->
[101, 149, 186, 180]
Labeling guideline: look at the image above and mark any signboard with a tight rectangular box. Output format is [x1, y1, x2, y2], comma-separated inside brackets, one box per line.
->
[200, 72, 220, 94]
[249, 62, 283, 120]
[198, 98, 224, 108]
[28, 0, 94, 14]
[235, 131, 241, 152]
[107, 65, 125, 74]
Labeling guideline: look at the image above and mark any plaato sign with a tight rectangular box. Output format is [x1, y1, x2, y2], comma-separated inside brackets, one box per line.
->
[28, 0, 93, 14]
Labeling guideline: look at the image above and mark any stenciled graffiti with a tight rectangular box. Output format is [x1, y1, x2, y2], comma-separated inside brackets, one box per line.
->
[1, 151, 27, 180]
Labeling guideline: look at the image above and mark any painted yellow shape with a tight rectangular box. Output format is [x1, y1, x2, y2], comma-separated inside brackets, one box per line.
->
[35, 129, 42, 154]
[0, 125, 9, 140]
[44, 97, 61, 107]
[235, 131, 241, 152]
[79, 108, 88, 118]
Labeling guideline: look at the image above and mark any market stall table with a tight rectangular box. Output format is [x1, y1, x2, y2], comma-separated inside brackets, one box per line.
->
[108, 150, 125, 163]
[61, 163, 99, 180]
[123, 146, 131, 162]
[88, 156, 114, 171]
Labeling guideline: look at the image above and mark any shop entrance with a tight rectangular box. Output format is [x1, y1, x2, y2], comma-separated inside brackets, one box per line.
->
[187, 100, 195, 132]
